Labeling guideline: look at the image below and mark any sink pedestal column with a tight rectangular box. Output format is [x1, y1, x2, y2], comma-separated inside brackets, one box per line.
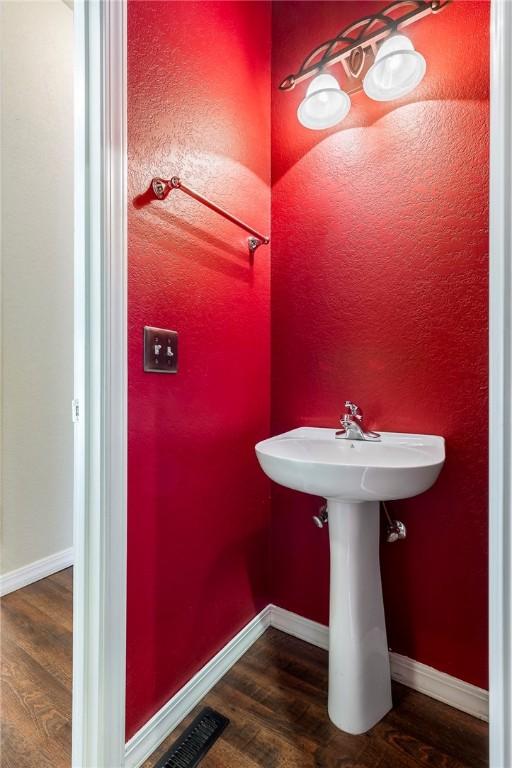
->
[327, 499, 392, 734]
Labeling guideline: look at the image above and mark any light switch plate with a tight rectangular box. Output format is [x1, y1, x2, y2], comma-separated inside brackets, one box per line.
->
[144, 326, 178, 373]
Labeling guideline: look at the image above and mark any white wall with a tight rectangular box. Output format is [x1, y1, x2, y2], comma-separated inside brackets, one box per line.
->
[1, 0, 74, 577]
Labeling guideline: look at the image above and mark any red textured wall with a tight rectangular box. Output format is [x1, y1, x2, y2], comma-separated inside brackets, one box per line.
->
[271, 0, 489, 688]
[127, 1, 271, 738]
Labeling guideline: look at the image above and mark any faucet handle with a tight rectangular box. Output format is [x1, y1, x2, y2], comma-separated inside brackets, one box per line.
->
[344, 401, 363, 421]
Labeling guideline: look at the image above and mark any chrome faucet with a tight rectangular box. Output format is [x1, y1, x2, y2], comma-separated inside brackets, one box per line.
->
[336, 401, 381, 442]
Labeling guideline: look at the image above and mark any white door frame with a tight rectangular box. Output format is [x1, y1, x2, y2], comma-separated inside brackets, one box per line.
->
[72, 0, 127, 766]
[71, 0, 511, 765]
[489, 2, 512, 766]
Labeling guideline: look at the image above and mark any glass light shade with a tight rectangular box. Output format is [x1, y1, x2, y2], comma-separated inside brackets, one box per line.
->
[363, 34, 426, 102]
[297, 73, 351, 130]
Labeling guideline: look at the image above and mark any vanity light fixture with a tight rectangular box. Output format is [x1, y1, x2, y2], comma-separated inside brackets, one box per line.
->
[280, 0, 450, 130]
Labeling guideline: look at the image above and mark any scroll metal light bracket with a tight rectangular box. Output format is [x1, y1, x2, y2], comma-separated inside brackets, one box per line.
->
[279, 0, 451, 95]
[151, 176, 269, 257]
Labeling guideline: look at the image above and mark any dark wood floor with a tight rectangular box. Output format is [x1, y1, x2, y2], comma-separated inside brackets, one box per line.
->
[145, 629, 489, 768]
[0, 568, 73, 768]
[1, 570, 488, 768]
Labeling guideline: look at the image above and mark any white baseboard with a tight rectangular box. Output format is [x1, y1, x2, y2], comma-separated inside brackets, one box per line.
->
[270, 604, 329, 650]
[389, 651, 489, 722]
[125, 602, 488, 767]
[270, 604, 489, 722]
[0, 547, 74, 597]
[124, 606, 271, 768]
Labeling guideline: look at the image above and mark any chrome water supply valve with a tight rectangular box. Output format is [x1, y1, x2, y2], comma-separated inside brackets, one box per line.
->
[382, 501, 407, 543]
[313, 504, 328, 528]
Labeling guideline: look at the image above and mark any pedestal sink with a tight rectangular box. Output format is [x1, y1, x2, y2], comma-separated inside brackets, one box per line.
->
[255, 427, 445, 734]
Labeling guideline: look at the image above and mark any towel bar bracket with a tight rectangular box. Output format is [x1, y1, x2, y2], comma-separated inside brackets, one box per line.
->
[248, 237, 266, 256]
[152, 178, 169, 200]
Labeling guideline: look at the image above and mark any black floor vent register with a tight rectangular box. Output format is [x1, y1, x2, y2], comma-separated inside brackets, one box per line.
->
[154, 708, 230, 768]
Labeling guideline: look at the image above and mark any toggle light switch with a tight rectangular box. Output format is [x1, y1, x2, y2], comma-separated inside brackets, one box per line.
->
[144, 326, 178, 373]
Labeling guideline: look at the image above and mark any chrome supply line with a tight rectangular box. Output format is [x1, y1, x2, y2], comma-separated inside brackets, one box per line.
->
[151, 176, 270, 256]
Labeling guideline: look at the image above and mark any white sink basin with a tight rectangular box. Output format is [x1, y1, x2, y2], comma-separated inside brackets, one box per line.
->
[255, 427, 444, 502]
[255, 426, 445, 736]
